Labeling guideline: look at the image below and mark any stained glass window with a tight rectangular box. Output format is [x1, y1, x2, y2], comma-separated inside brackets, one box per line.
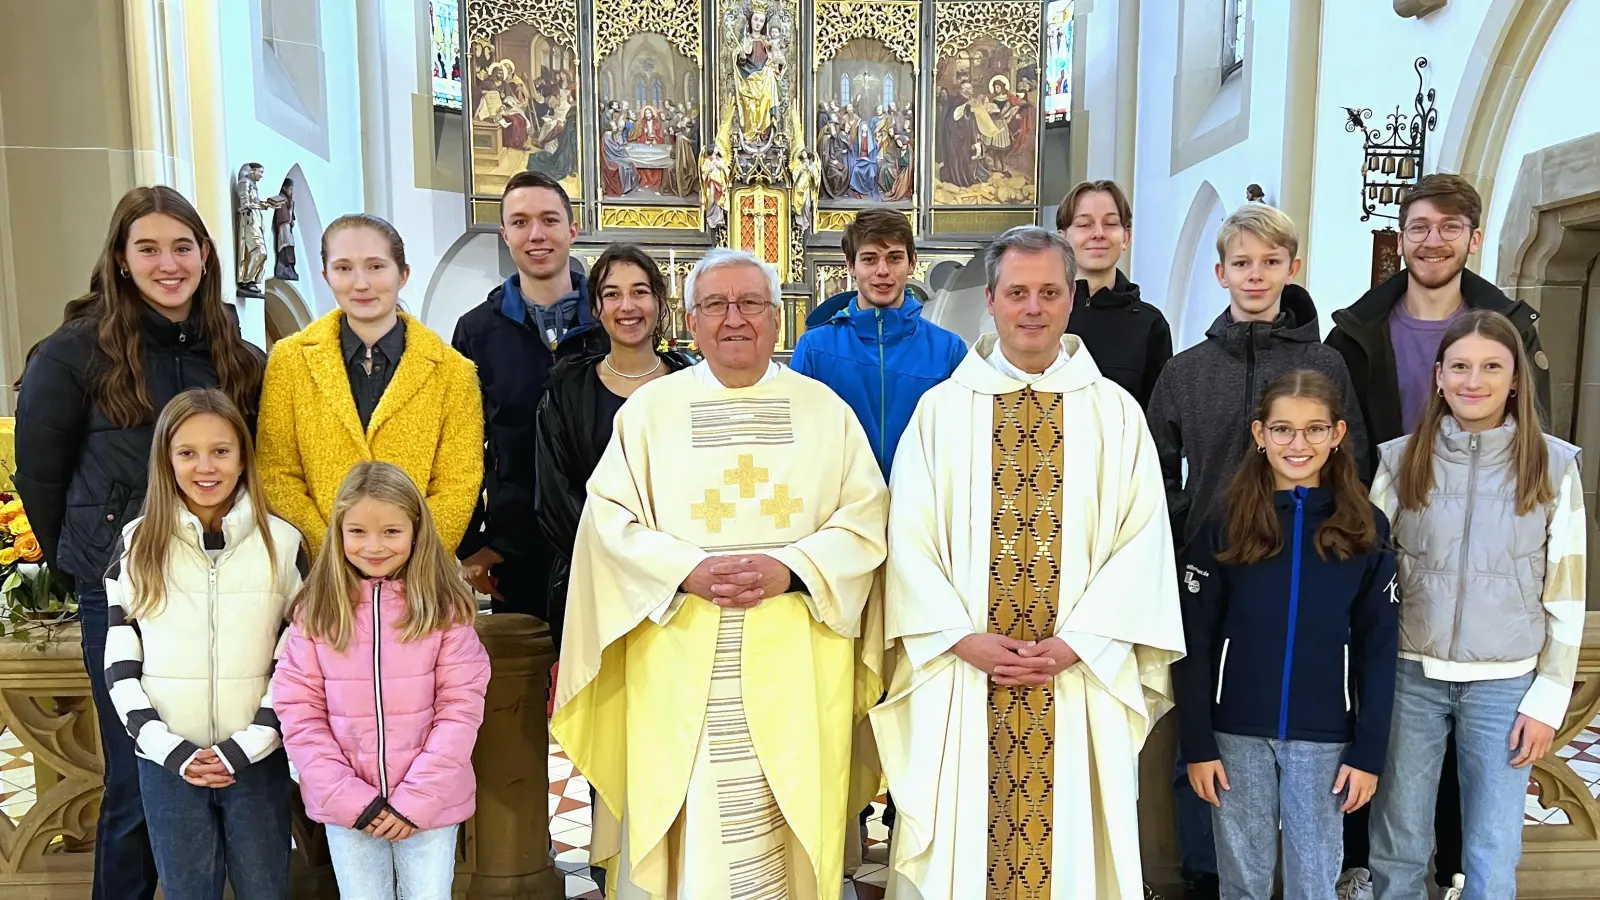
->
[883, 73, 895, 108]
[1044, 0, 1073, 124]
[430, 0, 462, 109]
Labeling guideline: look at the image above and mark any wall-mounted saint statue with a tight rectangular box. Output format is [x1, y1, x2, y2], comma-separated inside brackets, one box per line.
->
[234, 162, 282, 297]
[269, 177, 299, 282]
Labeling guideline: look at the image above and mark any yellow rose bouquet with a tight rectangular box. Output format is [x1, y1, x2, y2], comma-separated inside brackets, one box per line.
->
[0, 488, 76, 646]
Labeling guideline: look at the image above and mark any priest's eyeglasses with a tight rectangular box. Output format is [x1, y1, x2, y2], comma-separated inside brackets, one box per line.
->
[1402, 220, 1468, 243]
[1266, 424, 1334, 445]
[698, 298, 772, 318]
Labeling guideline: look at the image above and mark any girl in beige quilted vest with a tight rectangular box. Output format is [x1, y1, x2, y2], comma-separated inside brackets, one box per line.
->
[1367, 310, 1586, 900]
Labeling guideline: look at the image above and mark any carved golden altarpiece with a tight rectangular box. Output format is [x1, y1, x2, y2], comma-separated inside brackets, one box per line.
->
[461, 0, 1047, 351]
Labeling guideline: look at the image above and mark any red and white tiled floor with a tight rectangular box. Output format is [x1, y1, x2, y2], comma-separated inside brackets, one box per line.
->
[548, 741, 893, 899]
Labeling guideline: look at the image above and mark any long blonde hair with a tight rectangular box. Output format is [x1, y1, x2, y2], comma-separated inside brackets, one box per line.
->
[1396, 309, 1552, 515]
[126, 389, 277, 618]
[292, 461, 475, 651]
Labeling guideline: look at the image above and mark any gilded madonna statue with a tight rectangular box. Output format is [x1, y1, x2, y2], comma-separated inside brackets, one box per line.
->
[724, 0, 792, 147]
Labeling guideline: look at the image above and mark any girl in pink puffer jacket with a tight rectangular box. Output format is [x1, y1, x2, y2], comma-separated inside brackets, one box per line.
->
[273, 461, 488, 900]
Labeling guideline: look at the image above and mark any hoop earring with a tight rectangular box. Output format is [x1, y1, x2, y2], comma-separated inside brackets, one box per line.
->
[1333, 445, 1341, 453]
[1256, 444, 1266, 454]
[1437, 388, 1444, 398]
[1509, 388, 1517, 398]
[119, 267, 129, 278]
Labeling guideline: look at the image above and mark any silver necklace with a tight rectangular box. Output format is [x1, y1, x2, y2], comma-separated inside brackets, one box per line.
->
[603, 355, 662, 379]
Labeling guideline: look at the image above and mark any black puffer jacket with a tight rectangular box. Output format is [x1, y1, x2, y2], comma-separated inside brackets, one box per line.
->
[1146, 285, 1369, 546]
[13, 306, 263, 591]
[533, 349, 694, 640]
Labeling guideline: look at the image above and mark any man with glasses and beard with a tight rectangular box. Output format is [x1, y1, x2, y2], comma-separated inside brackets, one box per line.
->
[1325, 173, 1550, 900]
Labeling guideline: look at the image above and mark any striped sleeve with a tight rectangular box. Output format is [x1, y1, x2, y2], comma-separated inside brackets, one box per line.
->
[215, 536, 310, 774]
[1519, 455, 1588, 730]
[103, 530, 203, 775]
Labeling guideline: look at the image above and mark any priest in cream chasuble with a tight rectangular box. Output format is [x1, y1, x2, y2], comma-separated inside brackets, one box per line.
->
[551, 250, 889, 900]
[871, 228, 1185, 900]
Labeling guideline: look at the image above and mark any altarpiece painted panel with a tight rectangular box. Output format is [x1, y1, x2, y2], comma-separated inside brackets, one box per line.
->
[594, 0, 704, 204]
[467, 0, 583, 197]
[933, 0, 1042, 207]
[813, 0, 920, 206]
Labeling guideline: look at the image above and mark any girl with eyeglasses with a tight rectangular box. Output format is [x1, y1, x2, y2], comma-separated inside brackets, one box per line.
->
[1367, 310, 1585, 900]
[1175, 369, 1399, 900]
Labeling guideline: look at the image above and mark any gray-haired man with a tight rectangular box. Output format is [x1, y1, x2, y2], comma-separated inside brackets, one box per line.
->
[550, 250, 891, 898]
[870, 226, 1185, 899]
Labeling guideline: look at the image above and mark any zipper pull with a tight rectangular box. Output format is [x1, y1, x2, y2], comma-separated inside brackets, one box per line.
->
[1469, 434, 1480, 452]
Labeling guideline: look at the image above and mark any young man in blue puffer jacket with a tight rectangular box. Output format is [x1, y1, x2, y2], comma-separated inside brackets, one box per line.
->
[791, 209, 967, 479]
[789, 208, 965, 853]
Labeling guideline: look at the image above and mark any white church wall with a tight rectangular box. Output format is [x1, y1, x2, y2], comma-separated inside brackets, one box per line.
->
[214, 0, 368, 343]
[1128, 0, 1302, 350]
[1303, 0, 1507, 327]
[1479, 0, 1600, 279]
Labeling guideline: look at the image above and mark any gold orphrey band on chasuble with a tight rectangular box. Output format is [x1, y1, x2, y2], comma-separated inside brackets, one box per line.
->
[987, 387, 1065, 900]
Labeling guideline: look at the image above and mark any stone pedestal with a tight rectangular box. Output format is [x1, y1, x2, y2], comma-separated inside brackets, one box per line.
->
[460, 613, 564, 899]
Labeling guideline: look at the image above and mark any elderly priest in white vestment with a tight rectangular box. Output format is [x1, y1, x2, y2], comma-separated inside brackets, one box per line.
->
[550, 248, 890, 900]
[871, 226, 1185, 900]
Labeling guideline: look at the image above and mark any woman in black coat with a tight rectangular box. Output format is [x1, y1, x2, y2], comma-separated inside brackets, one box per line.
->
[533, 244, 691, 647]
[13, 185, 264, 900]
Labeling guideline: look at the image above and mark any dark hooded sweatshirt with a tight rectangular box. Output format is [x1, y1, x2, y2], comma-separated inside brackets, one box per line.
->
[1326, 267, 1549, 476]
[1066, 271, 1173, 408]
[1146, 284, 1369, 546]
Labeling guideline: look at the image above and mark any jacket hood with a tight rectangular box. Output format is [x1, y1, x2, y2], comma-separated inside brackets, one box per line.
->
[1075, 270, 1141, 310]
[825, 290, 928, 343]
[491, 271, 600, 342]
[1205, 283, 1323, 357]
[1274, 485, 1334, 516]
[1333, 267, 1521, 332]
[953, 334, 1101, 396]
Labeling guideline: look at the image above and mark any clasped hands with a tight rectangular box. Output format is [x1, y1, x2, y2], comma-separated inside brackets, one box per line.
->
[364, 808, 417, 842]
[682, 555, 791, 609]
[953, 633, 1079, 686]
[182, 748, 235, 789]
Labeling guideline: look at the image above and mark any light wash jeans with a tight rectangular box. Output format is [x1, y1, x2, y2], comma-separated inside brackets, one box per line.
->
[1212, 733, 1347, 900]
[1370, 660, 1535, 900]
[325, 822, 458, 899]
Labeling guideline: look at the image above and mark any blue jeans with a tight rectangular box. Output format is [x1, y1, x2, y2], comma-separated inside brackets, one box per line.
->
[1174, 744, 1219, 881]
[136, 751, 293, 899]
[1370, 660, 1534, 900]
[326, 822, 459, 899]
[1212, 734, 1346, 900]
[80, 587, 159, 900]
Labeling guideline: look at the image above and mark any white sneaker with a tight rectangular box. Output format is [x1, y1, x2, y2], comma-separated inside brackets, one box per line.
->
[1442, 873, 1465, 900]
[1335, 867, 1374, 900]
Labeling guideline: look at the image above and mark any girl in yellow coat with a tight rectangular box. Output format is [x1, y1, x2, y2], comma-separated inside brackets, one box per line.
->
[258, 214, 483, 554]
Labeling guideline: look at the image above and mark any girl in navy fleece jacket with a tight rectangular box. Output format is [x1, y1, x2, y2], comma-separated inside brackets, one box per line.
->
[1176, 369, 1399, 900]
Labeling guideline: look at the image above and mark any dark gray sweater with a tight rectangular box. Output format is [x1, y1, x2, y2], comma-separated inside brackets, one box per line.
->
[1146, 285, 1369, 546]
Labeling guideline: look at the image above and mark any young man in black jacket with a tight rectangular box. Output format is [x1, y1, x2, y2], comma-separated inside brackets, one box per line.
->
[452, 171, 606, 625]
[1057, 179, 1173, 407]
[1327, 173, 1549, 473]
[1323, 173, 1544, 899]
[1146, 203, 1367, 900]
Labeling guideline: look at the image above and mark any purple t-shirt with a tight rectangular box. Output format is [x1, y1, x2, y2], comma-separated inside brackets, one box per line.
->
[1390, 302, 1464, 433]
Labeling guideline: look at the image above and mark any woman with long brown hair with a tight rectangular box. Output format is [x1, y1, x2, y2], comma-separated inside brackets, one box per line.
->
[1367, 310, 1586, 900]
[13, 185, 265, 900]
[532, 244, 690, 642]
[1175, 369, 1398, 900]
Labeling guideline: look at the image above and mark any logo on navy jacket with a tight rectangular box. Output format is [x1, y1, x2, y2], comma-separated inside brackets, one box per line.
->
[1184, 564, 1208, 594]
[1386, 574, 1399, 604]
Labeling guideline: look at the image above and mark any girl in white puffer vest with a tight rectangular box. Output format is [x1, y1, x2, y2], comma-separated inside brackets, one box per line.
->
[103, 388, 306, 900]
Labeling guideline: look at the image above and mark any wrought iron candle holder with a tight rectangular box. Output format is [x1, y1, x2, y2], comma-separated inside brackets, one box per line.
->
[1342, 57, 1437, 222]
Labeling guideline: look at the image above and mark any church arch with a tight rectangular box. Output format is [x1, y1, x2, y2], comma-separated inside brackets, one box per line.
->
[1168, 180, 1225, 351]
